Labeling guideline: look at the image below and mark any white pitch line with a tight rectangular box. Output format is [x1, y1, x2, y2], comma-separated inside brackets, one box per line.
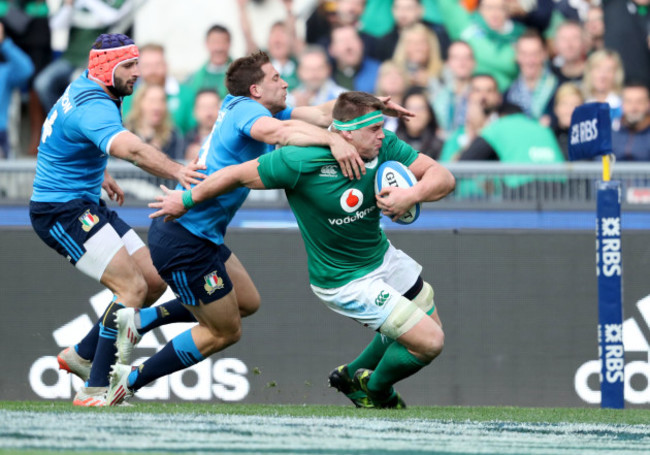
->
[1, 411, 649, 454]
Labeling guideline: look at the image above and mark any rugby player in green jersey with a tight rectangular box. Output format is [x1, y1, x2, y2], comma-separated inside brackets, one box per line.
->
[149, 91, 455, 408]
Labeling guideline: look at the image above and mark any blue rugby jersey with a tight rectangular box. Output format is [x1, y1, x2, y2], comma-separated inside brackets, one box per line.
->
[177, 94, 292, 245]
[31, 70, 127, 204]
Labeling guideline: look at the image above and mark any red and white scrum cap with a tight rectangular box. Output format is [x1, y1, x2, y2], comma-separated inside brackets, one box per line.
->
[87, 33, 139, 87]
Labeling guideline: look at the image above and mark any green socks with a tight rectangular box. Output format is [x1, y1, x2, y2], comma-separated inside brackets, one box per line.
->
[366, 341, 429, 394]
[347, 333, 394, 374]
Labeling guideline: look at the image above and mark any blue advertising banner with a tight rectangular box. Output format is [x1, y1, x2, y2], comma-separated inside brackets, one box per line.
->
[596, 181, 624, 409]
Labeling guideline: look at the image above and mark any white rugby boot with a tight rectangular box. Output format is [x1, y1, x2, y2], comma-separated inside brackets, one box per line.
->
[106, 363, 135, 406]
[114, 308, 142, 364]
[57, 346, 92, 382]
[72, 386, 106, 407]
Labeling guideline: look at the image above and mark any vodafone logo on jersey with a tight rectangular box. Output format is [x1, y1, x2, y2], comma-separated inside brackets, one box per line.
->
[340, 189, 364, 213]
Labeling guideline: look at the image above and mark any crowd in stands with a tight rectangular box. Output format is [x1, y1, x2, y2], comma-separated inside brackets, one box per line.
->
[3, 0, 650, 169]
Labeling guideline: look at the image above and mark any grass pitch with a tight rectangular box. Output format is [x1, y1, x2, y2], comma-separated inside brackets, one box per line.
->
[1, 401, 649, 454]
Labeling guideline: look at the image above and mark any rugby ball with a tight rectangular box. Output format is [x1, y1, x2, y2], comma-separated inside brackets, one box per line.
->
[374, 161, 420, 225]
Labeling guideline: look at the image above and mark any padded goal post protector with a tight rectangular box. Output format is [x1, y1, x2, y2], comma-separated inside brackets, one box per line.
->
[568, 102, 612, 161]
[596, 181, 625, 409]
[570, 102, 624, 408]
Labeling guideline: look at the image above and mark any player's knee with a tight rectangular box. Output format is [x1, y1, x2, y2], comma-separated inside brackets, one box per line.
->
[239, 294, 261, 317]
[229, 326, 243, 345]
[131, 279, 148, 306]
[203, 324, 242, 353]
[204, 311, 243, 347]
[119, 273, 148, 307]
[428, 328, 445, 359]
[144, 276, 167, 306]
[219, 319, 242, 345]
[417, 325, 444, 362]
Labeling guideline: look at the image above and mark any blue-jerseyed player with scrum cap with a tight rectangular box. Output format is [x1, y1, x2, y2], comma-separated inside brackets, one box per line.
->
[103, 53, 416, 406]
[29, 33, 206, 406]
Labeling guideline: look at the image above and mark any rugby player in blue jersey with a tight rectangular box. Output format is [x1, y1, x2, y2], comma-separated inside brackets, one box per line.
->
[29, 34, 206, 406]
[105, 52, 414, 406]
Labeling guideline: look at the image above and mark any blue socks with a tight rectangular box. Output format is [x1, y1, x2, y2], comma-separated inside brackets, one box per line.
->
[75, 300, 196, 361]
[128, 329, 204, 390]
[75, 320, 100, 361]
[86, 298, 124, 387]
[137, 299, 196, 335]
[78, 299, 196, 387]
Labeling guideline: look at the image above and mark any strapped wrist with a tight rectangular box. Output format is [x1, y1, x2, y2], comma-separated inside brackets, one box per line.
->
[182, 189, 195, 209]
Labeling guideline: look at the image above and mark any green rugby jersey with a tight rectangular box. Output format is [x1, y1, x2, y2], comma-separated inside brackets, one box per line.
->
[257, 131, 418, 288]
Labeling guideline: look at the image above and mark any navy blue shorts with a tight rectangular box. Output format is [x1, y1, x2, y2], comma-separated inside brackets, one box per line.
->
[30, 198, 132, 265]
[148, 217, 233, 306]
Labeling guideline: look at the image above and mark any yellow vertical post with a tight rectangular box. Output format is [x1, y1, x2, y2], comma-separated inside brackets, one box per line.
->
[602, 154, 611, 182]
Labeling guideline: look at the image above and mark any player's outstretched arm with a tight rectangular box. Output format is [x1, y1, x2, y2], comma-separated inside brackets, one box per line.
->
[291, 99, 336, 128]
[250, 117, 365, 179]
[291, 96, 415, 128]
[376, 96, 416, 121]
[148, 160, 266, 221]
[110, 131, 206, 189]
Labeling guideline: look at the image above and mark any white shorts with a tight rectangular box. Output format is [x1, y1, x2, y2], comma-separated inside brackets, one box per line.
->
[76, 226, 145, 281]
[310, 243, 423, 330]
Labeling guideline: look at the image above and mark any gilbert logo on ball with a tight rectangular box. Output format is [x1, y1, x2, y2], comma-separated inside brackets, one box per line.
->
[374, 161, 420, 225]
